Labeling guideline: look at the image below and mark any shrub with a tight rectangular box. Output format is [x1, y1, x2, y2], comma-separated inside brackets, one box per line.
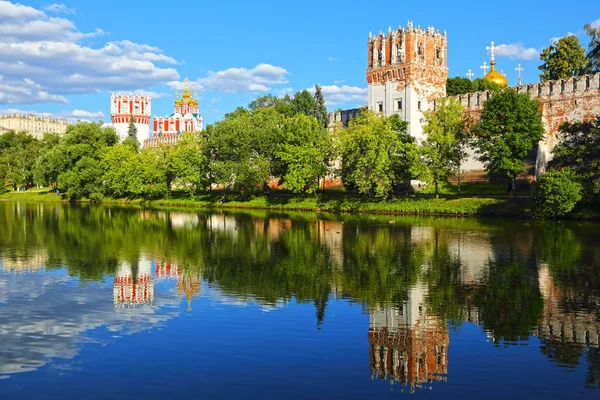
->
[534, 169, 583, 217]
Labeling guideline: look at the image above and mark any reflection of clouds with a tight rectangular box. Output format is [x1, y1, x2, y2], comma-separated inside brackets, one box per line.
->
[0, 269, 182, 376]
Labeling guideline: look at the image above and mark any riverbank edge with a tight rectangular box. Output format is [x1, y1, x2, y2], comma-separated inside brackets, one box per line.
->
[2, 190, 598, 220]
[0, 190, 525, 216]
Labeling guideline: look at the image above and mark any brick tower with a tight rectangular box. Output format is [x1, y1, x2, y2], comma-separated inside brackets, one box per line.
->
[367, 22, 448, 140]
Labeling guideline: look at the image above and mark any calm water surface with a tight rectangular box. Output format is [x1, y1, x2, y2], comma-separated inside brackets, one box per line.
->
[0, 202, 599, 399]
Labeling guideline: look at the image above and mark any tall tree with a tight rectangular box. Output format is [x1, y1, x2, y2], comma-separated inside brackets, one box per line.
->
[583, 22, 600, 73]
[172, 131, 210, 195]
[312, 85, 329, 127]
[420, 98, 467, 198]
[473, 89, 545, 196]
[291, 90, 316, 117]
[539, 35, 586, 82]
[276, 113, 332, 193]
[123, 113, 140, 150]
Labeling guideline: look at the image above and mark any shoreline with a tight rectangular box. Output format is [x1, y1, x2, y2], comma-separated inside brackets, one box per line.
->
[1, 189, 598, 220]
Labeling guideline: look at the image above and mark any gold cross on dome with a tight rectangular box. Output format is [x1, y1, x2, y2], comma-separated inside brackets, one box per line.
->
[486, 41, 499, 62]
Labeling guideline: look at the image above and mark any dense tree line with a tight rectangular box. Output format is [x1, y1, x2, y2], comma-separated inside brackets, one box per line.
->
[1, 86, 549, 202]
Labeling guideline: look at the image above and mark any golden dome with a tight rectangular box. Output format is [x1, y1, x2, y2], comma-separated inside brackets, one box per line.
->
[175, 90, 182, 107]
[484, 61, 508, 88]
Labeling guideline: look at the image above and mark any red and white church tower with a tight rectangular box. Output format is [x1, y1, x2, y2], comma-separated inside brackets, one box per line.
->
[110, 93, 152, 144]
[153, 78, 203, 137]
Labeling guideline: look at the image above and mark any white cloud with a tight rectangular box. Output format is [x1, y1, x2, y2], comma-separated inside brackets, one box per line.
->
[0, 107, 104, 122]
[494, 43, 540, 61]
[167, 79, 204, 92]
[199, 63, 289, 93]
[589, 18, 600, 30]
[309, 85, 367, 106]
[132, 90, 168, 99]
[0, 1, 179, 105]
[328, 56, 337, 62]
[44, 3, 75, 15]
[210, 97, 221, 104]
[276, 87, 293, 97]
[550, 32, 577, 44]
[333, 80, 345, 84]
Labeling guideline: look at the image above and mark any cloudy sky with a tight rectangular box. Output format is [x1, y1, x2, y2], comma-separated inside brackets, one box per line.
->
[0, 0, 598, 126]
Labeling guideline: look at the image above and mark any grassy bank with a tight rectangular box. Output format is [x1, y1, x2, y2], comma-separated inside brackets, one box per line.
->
[1, 188, 535, 217]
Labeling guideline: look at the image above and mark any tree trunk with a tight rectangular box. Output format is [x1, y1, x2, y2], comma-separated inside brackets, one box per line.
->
[510, 177, 516, 199]
[457, 167, 461, 197]
[435, 180, 439, 199]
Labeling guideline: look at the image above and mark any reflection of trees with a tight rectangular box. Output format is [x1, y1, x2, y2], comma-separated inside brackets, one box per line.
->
[473, 256, 543, 343]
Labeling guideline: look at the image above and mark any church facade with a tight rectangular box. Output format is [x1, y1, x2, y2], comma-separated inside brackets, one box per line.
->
[152, 78, 203, 138]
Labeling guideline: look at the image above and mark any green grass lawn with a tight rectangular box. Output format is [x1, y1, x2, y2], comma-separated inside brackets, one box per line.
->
[7, 185, 591, 219]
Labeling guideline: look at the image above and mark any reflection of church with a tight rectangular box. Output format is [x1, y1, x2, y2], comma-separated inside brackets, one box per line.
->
[155, 260, 201, 311]
[368, 286, 448, 392]
[113, 259, 154, 307]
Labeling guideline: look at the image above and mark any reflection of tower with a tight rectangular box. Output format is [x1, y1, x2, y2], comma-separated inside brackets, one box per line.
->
[155, 261, 181, 280]
[368, 286, 449, 392]
[178, 275, 201, 311]
[537, 264, 600, 346]
[113, 259, 154, 307]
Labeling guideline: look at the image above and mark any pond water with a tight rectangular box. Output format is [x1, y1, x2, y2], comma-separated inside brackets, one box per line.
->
[0, 202, 598, 399]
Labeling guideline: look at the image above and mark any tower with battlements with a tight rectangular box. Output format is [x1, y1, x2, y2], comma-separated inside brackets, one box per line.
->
[110, 93, 151, 144]
[366, 22, 448, 140]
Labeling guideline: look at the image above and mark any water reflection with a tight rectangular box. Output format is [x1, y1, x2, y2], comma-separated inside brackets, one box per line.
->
[0, 202, 599, 393]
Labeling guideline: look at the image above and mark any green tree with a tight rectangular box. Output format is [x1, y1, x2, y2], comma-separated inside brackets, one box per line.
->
[291, 90, 316, 117]
[420, 98, 467, 198]
[473, 77, 502, 92]
[312, 85, 329, 127]
[340, 111, 417, 197]
[473, 89, 545, 195]
[387, 114, 421, 191]
[53, 122, 118, 200]
[0, 131, 42, 190]
[209, 107, 284, 192]
[446, 77, 474, 96]
[123, 113, 140, 150]
[100, 144, 143, 198]
[549, 116, 600, 198]
[139, 145, 175, 198]
[534, 169, 583, 217]
[172, 131, 210, 195]
[539, 35, 586, 82]
[33, 133, 61, 188]
[276, 114, 332, 193]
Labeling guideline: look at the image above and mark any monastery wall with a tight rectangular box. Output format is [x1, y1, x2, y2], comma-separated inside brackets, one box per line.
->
[439, 72, 600, 175]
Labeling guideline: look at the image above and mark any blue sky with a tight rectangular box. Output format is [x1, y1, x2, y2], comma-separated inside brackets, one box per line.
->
[0, 0, 598, 126]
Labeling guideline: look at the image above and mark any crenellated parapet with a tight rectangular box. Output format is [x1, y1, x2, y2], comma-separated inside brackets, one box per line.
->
[367, 22, 447, 71]
[436, 72, 600, 115]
